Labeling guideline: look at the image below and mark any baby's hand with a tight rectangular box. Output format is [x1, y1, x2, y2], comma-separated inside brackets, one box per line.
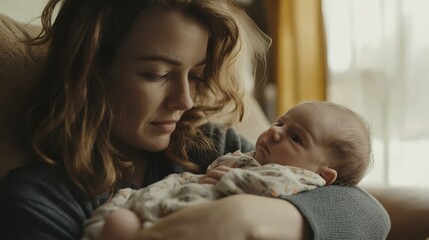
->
[198, 166, 232, 185]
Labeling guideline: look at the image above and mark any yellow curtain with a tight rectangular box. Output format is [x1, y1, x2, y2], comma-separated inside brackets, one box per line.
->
[264, 0, 327, 115]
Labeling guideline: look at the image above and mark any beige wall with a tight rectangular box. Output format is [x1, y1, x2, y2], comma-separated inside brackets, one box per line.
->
[0, 0, 47, 24]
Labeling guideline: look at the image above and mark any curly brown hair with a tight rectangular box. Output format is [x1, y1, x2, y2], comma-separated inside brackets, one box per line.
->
[28, 0, 270, 197]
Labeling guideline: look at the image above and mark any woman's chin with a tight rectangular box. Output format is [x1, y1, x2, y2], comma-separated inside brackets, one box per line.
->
[145, 138, 171, 152]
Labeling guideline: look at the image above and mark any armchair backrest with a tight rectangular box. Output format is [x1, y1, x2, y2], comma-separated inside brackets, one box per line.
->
[0, 14, 46, 178]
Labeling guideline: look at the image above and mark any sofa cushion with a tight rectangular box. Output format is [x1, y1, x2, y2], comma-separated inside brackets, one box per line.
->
[0, 14, 47, 178]
[366, 186, 429, 240]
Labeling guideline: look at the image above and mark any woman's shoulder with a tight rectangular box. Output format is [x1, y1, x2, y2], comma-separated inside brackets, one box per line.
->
[2, 163, 65, 183]
[0, 163, 108, 239]
[1, 163, 78, 200]
[0, 163, 108, 208]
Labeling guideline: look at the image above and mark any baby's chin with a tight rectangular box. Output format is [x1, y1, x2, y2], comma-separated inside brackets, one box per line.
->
[254, 150, 267, 165]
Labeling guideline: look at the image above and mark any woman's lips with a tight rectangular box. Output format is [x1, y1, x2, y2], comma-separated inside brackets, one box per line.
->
[151, 121, 177, 133]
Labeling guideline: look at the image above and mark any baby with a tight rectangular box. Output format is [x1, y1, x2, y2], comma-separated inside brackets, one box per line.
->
[82, 101, 372, 240]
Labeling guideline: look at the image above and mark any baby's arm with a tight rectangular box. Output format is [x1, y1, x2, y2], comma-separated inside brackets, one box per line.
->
[200, 151, 260, 185]
[99, 208, 140, 240]
[198, 165, 232, 184]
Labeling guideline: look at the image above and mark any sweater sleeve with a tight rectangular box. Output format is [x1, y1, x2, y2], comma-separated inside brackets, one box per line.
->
[281, 185, 391, 240]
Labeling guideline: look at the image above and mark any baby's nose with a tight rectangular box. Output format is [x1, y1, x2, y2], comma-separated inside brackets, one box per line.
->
[267, 127, 282, 142]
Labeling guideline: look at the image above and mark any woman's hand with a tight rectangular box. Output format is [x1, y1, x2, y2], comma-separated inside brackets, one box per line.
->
[131, 194, 312, 240]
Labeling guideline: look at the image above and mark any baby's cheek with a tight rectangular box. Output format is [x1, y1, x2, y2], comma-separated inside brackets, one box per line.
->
[254, 150, 266, 165]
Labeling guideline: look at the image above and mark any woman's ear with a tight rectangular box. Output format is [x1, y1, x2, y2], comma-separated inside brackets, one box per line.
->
[318, 167, 337, 185]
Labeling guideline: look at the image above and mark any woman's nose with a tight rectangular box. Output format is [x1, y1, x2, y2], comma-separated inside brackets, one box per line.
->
[266, 127, 282, 142]
[167, 75, 194, 111]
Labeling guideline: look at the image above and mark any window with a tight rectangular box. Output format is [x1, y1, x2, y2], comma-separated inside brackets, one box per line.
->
[323, 0, 429, 187]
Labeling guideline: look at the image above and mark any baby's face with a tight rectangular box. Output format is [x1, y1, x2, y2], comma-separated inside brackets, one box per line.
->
[254, 102, 335, 173]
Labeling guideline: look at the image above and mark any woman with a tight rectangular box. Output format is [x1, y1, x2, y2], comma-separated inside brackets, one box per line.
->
[0, 0, 390, 239]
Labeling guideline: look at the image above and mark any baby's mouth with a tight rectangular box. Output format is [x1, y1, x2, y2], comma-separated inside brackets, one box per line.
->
[259, 142, 271, 155]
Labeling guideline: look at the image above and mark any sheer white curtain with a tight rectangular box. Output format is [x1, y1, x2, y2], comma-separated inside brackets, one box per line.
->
[323, 0, 429, 187]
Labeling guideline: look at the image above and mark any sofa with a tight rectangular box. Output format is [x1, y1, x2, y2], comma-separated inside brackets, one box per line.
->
[1, 14, 428, 240]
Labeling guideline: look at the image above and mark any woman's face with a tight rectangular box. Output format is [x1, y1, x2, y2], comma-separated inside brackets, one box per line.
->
[112, 7, 208, 154]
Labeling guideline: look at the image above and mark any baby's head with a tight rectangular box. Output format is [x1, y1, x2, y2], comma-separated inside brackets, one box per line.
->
[254, 101, 371, 186]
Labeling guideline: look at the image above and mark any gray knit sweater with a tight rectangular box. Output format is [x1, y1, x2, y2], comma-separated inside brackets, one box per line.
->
[0, 123, 390, 239]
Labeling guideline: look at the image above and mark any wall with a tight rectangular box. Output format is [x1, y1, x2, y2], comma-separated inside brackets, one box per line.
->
[0, 0, 47, 24]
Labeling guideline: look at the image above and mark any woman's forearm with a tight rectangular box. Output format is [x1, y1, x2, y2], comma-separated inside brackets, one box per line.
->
[235, 194, 312, 240]
[132, 194, 311, 240]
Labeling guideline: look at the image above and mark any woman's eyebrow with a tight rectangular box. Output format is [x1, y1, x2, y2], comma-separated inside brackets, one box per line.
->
[135, 55, 206, 66]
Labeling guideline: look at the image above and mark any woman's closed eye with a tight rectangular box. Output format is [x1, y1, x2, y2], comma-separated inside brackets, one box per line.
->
[141, 72, 204, 83]
[141, 72, 169, 81]
[189, 72, 204, 82]
[189, 75, 203, 82]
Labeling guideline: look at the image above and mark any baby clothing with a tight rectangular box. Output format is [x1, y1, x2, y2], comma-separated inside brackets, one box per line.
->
[82, 150, 325, 240]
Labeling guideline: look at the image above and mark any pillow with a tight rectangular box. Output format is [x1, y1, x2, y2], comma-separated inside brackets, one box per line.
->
[0, 14, 47, 178]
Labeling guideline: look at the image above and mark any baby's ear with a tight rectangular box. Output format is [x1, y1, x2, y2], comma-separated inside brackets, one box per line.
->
[318, 167, 337, 185]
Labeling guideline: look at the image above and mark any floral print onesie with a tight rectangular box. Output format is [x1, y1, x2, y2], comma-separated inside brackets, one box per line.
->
[82, 150, 325, 240]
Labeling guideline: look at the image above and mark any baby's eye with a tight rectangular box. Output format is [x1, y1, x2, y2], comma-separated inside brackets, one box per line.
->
[290, 134, 301, 142]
